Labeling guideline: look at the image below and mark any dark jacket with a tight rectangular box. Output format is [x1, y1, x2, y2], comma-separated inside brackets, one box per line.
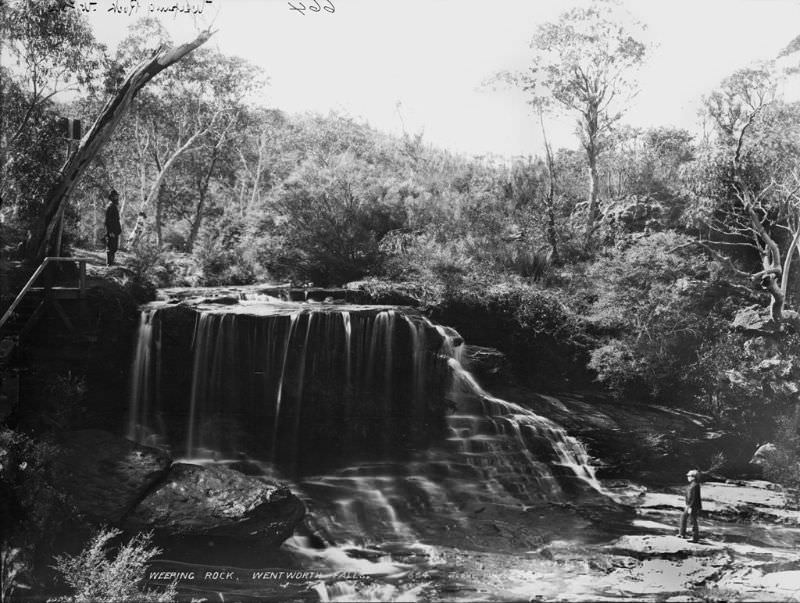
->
[105, 203, 121, 235]
[685, 481, 702, 511]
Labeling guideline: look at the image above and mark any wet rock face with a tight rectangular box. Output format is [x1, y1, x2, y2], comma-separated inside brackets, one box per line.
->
[49, 429, 171, 523]
[521, 393, 761, 482]
[123, 462, 306, 546]
[134, 304, 451, 475]
[461, 345, 508, 385]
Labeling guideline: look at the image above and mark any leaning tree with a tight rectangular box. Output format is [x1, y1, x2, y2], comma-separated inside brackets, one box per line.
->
[26, 27, 215, 264]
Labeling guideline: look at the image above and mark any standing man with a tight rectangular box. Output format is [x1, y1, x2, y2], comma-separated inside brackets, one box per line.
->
[104, 189, 122, 266]
[679, 469, 702, 542]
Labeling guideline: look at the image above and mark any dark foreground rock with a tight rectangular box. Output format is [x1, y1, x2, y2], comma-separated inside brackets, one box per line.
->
[49, 429, 171, 523]
[123, 462, 306, 546]
[47, 430, 305, 550]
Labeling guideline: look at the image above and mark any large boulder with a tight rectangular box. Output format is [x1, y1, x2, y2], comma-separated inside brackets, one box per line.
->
[49, 429, 171, 523]
[123, 462, 305, 547]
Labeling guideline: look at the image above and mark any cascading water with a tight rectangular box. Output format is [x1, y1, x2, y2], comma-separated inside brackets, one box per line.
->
[128, 302, 603, 546]
[127, 308, 162, 446]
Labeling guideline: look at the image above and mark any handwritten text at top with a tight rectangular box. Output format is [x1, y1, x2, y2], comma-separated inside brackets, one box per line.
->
[288, 0, 335, 16]
[50, 0, 214, 15]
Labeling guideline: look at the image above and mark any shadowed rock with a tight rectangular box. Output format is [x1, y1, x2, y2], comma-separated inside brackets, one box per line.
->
[49, 429, 171, 523]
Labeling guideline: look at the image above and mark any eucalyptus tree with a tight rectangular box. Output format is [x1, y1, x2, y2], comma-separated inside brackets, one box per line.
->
[689, 68, 800, 322]
[519, 0, 647, 247]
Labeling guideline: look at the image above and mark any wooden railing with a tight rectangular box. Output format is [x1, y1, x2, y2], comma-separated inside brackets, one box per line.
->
[0, 257, 87, 332]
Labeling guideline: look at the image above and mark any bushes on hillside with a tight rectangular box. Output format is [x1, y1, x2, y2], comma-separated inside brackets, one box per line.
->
[428, 274, 593, 390]
[269, 154, 406, 285]
[585, 231, 738, 401]
[690, 333, 800, 441]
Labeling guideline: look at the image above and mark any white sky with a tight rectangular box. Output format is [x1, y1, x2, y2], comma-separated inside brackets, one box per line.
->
[78, 0, 800, 158]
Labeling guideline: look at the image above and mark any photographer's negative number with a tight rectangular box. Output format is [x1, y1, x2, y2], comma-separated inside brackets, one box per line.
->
[288, 0, 335, 15]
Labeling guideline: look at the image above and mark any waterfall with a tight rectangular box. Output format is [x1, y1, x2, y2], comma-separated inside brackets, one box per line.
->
[273, 311, 300, 461]
[128, 301, 603, 543]
[405, 315, 601, 495]
[127, 308, 161, 445]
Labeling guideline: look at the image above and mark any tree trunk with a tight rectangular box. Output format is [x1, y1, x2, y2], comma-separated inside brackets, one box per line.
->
[155, 183, 166, 248]
[768, 277, 785, 322]
[585, 149, 600, 246]
[539, 111, 559, 264]
[26, 29, 215, 265]
[186, 198, 205, 253]
[583, 103, 601, 249]
[147, 127, 209, 248]
[185, 118, 231, 253]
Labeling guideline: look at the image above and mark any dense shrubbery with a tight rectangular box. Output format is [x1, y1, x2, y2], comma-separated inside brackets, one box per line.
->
[0, 428, 75, 597]
[689, 333, 800, 441]
[52, 528, 176, 603]
[585, 231, 734, 401]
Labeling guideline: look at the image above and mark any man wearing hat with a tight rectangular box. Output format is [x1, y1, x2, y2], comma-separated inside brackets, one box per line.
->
[679, 469, 702, 542]
[104, 189, 122, 266]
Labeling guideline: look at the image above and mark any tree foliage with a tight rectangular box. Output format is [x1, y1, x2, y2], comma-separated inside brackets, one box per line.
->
[586, 231, 731, 399]
[519, 0, 647, 245]
[0, 0, 101, 224]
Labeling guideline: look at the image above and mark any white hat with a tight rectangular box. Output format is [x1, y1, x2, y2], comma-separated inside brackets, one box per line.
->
[686, 469, 699, 477]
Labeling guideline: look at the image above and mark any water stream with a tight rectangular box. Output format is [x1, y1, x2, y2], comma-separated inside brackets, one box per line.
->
[127, 300, 608, 600]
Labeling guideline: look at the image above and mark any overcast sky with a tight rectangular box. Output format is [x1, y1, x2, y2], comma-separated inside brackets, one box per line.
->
[80, 0, 800, 158]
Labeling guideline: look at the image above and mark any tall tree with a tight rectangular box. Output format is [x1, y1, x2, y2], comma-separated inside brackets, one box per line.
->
[26, 27, 215, 263]
[518, 0, 647, 247]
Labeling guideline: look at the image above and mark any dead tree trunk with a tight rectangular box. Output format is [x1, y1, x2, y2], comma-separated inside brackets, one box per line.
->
[26, 29, 215, 265]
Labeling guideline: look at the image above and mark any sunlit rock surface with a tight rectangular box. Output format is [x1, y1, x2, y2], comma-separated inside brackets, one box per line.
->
[123, 462, 305, 545]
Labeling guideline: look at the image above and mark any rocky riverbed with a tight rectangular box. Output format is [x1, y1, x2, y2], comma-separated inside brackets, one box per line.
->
[137, 474, 799, 602]
[385, 478, 800, 602]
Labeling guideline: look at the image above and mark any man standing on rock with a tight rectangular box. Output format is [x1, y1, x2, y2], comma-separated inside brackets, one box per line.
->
[104, 189, 122, 266]
[679, 469, 702, 542]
